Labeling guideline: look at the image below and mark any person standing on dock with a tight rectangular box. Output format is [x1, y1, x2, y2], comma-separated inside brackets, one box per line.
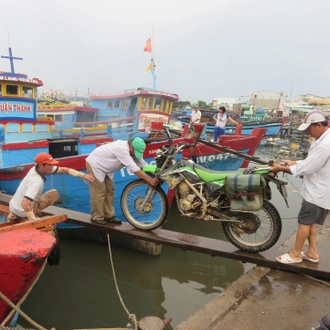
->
[270, 110, 330, 264]
[190, 106, 202, 124]
[86, 137, 159, 225]
[7, 152, 95, 222]
[213, 106, 239, 142]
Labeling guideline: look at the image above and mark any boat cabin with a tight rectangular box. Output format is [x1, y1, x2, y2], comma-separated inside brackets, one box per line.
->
[0, 47, 112, 168]
[87, 87, 179, 139]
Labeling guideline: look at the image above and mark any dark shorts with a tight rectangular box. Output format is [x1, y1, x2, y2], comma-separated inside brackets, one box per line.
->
[298, 199, 328, 225]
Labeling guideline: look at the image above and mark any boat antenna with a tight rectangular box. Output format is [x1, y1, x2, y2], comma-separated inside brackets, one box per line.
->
[1, 27, 23, 74]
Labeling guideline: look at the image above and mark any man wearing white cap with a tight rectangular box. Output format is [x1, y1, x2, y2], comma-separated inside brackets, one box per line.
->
[270, 110, 330, 264]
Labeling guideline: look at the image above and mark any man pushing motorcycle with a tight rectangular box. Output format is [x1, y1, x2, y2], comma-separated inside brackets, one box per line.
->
[270, 110, 330, 264]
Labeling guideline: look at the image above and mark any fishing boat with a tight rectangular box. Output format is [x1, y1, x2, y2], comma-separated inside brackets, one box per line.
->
[176, 108, 284, 136]
[0, 213, 67, 326]
[0, 47, 266, 223]
[38, 87, 180, 141]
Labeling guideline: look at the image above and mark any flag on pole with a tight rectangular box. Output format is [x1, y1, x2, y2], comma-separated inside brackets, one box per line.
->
[146, 63, 152, 71]
[143, 38, 152, 52]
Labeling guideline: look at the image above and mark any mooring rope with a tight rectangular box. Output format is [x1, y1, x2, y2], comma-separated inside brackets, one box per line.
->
[0, 243, 133, 330]
[0, 258, 54, 330]
[106, 234, 138, 330]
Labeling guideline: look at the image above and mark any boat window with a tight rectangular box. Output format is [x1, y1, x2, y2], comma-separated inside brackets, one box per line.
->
[0, 84, 2, 96]
[114, 100, 120, 108]
[147, 97, 155, 110]
[6, 84, 18, 95]
[165, 100, 170, 113]
[160, 99, 165, 111]
[22, 86, 34, 98]
[122, 99, 130, 111]
[55, 114, 63, 121]
[76, 111, 95, 122]
[107, 101, 113, 109]
[141, 97, 147, 110]
[154, 97, 162, 110]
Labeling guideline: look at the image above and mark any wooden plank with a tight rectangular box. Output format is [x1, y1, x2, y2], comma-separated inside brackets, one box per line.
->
[0, 214, 67, 233]
[1, 193, 329, 280]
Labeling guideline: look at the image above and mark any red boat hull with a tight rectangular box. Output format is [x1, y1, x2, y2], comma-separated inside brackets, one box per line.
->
[0, 229, 56, 325]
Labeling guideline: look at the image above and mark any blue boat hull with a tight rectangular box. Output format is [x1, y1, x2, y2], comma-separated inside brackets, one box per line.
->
[0, 147, 251, 226]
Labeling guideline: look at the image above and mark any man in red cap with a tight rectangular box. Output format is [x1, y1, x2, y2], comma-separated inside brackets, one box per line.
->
[7, 152, 95, 222]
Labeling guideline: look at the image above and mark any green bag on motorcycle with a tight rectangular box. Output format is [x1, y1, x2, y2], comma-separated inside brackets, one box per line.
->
[224, 174, 265, 212]
[224, 174, 265, 196]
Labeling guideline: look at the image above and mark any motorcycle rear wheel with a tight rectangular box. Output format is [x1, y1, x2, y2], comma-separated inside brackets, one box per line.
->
[222, 199, 282, 253]
[121, 179, 169, 230]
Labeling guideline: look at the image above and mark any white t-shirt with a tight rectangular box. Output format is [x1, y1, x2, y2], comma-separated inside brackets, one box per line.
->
[86, 140, 148, 182]
[215, 113, 228, 128]
[191, 110, 202, 124]
[9, 166, 58, 217]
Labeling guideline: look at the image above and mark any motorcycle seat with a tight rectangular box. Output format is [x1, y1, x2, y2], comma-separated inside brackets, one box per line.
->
[193, 163, 239, 183]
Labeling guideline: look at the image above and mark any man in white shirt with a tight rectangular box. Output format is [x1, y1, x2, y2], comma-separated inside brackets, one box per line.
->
[190, 106, 202, 124]
[8, 152, 94, 222]
[270, 110, 330, 264]
[86, 137, 159, 225]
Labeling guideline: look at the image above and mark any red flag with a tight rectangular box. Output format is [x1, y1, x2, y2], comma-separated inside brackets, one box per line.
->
[143, 38, 152, 52]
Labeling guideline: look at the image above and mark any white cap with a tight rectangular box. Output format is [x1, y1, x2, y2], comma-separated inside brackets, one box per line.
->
[298, 110, 327, 131]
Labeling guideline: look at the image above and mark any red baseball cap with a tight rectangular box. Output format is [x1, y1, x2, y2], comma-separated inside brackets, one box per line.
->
[34, 153, 59, 165]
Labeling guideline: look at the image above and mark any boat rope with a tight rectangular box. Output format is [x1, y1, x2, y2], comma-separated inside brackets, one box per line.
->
[0, 259, 53, 330]
[0, 243, 137, 330]
[106, 234, 138, 330]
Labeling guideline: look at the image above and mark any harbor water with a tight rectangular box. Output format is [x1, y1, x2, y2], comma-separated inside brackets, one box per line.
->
[18, 147, 304, 329]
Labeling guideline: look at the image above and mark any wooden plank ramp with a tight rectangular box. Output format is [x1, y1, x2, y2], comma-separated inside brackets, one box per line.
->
[1, 193, 329, 280]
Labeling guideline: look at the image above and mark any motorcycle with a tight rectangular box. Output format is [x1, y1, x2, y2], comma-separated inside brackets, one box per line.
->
[120, 128, 289, 253]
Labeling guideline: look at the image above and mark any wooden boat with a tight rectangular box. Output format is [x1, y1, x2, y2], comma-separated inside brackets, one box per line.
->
[0, 209, 67, 326]
[177, 109, 284, 136]
[0, 46, 266, 223]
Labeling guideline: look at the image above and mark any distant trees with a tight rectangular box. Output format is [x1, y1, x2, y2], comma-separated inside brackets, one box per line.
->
[173, 100, 191, 109]
[173, 100, 212, 109]
[197, 100, 211, 110]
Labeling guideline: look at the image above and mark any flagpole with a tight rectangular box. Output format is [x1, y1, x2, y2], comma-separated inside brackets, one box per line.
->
[151, 26, 156, 90]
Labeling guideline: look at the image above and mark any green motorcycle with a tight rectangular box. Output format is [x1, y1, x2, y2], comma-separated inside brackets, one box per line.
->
[121, 130, 288, 253]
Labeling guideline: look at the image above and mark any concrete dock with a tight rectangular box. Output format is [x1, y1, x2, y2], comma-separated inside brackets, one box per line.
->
[175, 216, 330, 330]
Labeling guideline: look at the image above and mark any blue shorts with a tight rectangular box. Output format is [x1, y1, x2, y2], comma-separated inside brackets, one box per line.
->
[298, 199, 328, 225]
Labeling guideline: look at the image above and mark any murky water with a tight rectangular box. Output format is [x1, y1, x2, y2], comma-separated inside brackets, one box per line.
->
[18, 146, 303, 329]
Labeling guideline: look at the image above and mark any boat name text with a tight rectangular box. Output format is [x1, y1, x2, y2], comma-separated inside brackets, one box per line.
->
[0, 76, 40, 84]
[0, 103, 31, 112]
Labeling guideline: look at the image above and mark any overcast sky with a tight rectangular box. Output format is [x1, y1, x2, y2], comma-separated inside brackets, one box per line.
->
[1, 0, 329, 102]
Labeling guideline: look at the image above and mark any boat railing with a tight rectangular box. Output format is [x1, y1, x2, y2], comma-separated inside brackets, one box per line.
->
[71, 116, 136, 139]
[0, 120, 55, 134]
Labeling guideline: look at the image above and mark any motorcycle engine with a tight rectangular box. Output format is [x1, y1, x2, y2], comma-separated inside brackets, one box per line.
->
[177, 182, 197, 211]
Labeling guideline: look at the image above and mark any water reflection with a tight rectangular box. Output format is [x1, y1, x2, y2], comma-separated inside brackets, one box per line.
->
[19, 232, 244, 329]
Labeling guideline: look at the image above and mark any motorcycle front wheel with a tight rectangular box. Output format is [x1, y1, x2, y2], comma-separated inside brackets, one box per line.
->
[222, 199, 282, 253]
[120, 179, 169, 230]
